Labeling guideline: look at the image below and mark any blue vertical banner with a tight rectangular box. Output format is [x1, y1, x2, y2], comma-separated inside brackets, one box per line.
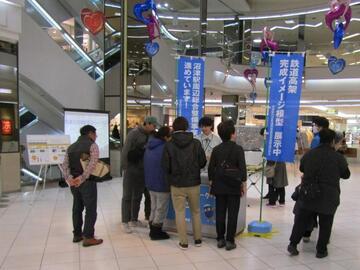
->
[176, 56, 205, 135]
[265, 53, 305, 162]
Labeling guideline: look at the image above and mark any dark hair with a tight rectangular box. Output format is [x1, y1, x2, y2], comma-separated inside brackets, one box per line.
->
[217, 120, 235, 142]
[260, 127, 266, 136]
[172, 117, 189, 131]
[313, 116, 329, 129]
[80, 125, 96, 136]
[198, 117, 213, 128]
[155, 126, 171, 140]
[319, 128, 336, 145]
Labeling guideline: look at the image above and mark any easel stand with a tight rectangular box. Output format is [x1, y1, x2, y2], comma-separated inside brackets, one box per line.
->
[31, 164, 63, 204]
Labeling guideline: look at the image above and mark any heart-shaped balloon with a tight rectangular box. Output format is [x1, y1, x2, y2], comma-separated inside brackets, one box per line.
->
[244, 68, 258, 88]
[325, 4, 352, 32]
[145, 41, 159, 57]
[81, 8, 104, 35]
[328, 56, 346, 75]
[133, 0, 157, 25]
[333, 22, 345, 49]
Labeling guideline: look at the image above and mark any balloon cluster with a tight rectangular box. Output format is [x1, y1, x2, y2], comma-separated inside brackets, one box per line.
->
[133, 0, 161, 57]
[260, 27, 279, 63]
[325, 0, 352, 49]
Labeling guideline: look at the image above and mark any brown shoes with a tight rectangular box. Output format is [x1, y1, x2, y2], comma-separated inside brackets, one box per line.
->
[82, 237, 103, 247]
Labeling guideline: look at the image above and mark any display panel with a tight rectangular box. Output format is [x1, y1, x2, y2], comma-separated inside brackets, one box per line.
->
[64, 110, 109, 158]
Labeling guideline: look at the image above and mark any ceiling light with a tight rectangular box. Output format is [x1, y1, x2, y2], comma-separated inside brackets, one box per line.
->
[163, 98, 172, 102]
[0, 88, 12, 94]
[316, 54, 324, 57]
[162, 85, 167, 90]
[156, 4, 161, 8]
[185, 44, 191, 48]
[319, 57, 326, 60]
[164, 3, 169, 8]
[285, 20, 295, 24]
[105, 2, 121, 8]
[253, 39, 262, 43]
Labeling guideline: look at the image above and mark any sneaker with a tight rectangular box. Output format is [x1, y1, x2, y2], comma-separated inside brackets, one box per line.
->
[225, 241, 237, 251]
[303, 237, 310, 243]
[217, 239, 226, 249]
[130, 220, 148, 228]
[73, 235, 83, 243]
[83, 237, 103, 247]
[121, 222, 133, 234]
[287, 244, 299, 256]
[178, 242, 189, 250]
[316, 250, 328, 259]
[194, 239, 202, 247]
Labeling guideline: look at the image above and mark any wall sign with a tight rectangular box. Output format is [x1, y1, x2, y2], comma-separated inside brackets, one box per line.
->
[1, 119, 12, 135]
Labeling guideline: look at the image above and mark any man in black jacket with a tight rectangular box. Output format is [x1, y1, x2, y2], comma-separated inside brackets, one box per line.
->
[162, 117, 207, 250]
[288, 129, 350, 259]
[208, 120, 247, 251]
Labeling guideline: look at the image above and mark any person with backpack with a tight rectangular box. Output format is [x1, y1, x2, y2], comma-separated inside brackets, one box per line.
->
[162, 117, 207, 250]
[144, 126, 172, 240]
[121, 116, 158, 233]
[208, 120, 247, 251]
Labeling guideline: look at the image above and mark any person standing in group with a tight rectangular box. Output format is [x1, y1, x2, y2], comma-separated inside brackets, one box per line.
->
[162, 117, 207, 250]
[196, 117, 222, 169]
[121, 116, 158, 233]
[311, 116, 329, 149]
[208, 120, 247, 251]
[288, 129, 350, 259]
[144, 126, 172, 240]
[62, 125, 103, 247]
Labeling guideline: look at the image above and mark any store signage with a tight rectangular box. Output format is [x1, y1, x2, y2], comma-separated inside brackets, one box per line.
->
[176, 56, 205, 135]
[1, 119, 12, 135]
[265, 53, 305, 162]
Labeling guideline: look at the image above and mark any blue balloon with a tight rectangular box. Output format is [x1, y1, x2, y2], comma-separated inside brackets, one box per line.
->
[261, 51, 269, 63]
[249, 91, 257, 103]
[264, 77, 271, 89]
[328, 56, 346, 75]
[145, 41, 159, 57]
[133, 0, 156, 25]
[333, 22, 345, 49]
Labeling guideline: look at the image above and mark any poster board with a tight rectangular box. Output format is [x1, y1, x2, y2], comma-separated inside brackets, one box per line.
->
[64, 109, 109, 159]
[27, 135, 70, 165]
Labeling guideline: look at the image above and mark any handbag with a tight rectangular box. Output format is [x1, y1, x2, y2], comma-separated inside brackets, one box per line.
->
[265, 162, 277, 178]
[215, 147, 242, 187]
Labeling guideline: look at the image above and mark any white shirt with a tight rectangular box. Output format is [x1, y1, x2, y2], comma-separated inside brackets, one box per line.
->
[196, 132, 222, 169]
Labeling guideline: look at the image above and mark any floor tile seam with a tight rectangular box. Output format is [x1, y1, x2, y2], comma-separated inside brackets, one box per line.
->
[39, 188, 65, 270]
[255, 251, 304, 268]
[135, 227, 160, 270]
[93, 196, 121, 270]
[0, 191, 41, 268]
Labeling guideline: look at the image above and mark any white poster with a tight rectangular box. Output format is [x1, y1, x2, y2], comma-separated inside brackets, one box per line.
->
[64, 110, 109, 158]
[26, 135, 71, 165]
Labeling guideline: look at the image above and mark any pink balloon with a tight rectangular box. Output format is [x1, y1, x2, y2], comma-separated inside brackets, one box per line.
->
[146, 14, 160, 41]
[260, 27, 278, 53]
[244, 68, 258, 89]
[325, 4, 352, 32]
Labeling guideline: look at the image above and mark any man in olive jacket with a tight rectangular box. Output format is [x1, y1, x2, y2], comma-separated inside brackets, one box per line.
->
[162, 117, 206, 250]
[288, 129, 350, 259]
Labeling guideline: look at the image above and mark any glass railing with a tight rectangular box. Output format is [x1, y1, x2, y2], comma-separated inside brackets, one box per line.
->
[156, 3, 360, 67]
[25, 0, 104, 81]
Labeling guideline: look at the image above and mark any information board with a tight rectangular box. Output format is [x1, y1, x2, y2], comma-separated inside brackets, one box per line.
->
[27, 135, 70, 165]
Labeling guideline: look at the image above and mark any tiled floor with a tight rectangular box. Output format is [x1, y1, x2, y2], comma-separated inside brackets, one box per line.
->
[0, 163, 360, 270]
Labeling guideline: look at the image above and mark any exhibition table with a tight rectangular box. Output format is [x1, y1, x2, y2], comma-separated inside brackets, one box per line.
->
[164, 173, 247, 238]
